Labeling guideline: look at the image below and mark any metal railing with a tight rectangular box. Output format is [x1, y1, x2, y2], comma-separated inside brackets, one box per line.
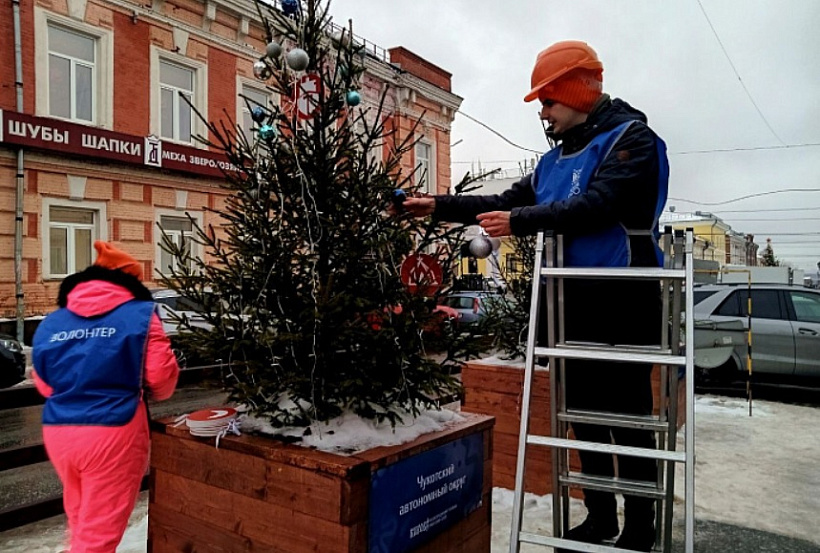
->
[0, 367, 209, 531]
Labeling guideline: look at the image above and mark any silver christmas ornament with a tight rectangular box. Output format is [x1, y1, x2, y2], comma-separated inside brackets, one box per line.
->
[285, 48, 310, 71]
[469, 236, 493, 259]
[265, 40, 282, 59]
[253, 60, 270, 80]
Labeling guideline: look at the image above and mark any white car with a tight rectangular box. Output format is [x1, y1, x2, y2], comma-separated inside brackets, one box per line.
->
[693, 283, 820, 380]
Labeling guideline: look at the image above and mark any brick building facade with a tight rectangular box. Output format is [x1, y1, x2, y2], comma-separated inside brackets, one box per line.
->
[0, 0, 462, 337]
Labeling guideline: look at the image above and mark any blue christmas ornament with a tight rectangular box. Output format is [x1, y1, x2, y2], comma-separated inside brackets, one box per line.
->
[391, 189, 407, 211]
[346, 90, 361, 107]
[258, 124, 277, 141]
[281, 0, 300, 19]
[251, 106, 266, 123]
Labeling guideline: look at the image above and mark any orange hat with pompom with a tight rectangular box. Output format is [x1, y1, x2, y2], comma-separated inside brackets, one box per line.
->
[93, 241, 143, 280]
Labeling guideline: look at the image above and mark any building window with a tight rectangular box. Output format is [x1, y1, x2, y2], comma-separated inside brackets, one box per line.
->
[151, 48, 207, 145]
[35, 10, 113, 127]
[238, 84, 271, 144]
[158, 215, 194, 274]
[48, 24, 95, 122]
[160, 61, 194, 143]
[415, 141, 435, 194]
[46, 206, 99, 277]
[352, 111, 383, 169]
[506, 254, 521, 274]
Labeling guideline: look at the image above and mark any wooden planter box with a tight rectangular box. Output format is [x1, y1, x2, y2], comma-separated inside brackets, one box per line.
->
[461, 359, 686, 496]
[148, 412, 494, 553]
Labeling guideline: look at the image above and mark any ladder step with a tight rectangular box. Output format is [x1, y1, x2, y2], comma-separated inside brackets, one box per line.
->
[560, 341, 675, 355]
[540, 266, 686, 280]
[560, 472, 667, 499]
[534, 346, 685, 365]
[559, 409, 671, 431]
[518, 532, 660, 552]
[526, 435, 686, 463]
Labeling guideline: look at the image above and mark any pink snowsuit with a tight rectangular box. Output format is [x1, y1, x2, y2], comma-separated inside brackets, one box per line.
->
[33, 280, 179, 553]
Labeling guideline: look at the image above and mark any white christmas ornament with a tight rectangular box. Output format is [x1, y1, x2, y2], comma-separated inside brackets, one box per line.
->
[265, 40, 282, 59]
[330, 30, 350, 48]
[286, 48, 310, 71]
[469, 236, 493, 259]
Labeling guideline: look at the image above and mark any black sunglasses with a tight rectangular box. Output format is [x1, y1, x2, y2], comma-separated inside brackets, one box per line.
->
[541, 98, 556, 108]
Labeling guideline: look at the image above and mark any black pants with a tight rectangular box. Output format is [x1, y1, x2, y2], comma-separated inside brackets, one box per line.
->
[545, 279, 662, 527]
[566, 361, 657, 526]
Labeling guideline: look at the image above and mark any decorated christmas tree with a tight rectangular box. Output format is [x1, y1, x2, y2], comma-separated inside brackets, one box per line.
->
[158, 0, 488, 427]
[760, 237, 780, 267]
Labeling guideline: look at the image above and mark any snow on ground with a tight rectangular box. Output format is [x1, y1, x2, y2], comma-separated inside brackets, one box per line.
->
[677, 395, 820, 544]
[1, 395, 819, 551]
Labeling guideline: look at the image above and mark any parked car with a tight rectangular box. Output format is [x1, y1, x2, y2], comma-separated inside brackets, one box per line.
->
[693, 283, 820, 381]
[151, 289, 213, 368]
[429, 303, 460, 333]
[439, 291, 508, 326]
[151, 288, 211, 320]
[0, 333, 26, 388]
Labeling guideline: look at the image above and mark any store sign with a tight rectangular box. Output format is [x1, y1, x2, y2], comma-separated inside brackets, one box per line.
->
[0, 110, 237, 178]
[368, 433, 484, 553]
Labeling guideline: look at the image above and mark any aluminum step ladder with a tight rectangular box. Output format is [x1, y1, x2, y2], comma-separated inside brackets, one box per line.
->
[509, 228, 695, 553]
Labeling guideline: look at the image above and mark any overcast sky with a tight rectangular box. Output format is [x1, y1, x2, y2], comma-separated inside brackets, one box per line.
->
[330, 0, 820, 271]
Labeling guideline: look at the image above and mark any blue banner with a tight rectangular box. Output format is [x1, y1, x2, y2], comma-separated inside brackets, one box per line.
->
[368, 432, 484, 553]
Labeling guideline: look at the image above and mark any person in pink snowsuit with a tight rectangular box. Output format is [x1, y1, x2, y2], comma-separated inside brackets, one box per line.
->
[32, 241, 179, 553]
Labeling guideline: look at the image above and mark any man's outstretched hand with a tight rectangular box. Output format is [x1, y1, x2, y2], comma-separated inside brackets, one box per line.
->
[476, 211, 511, 237]
[400, 196, 436, 218]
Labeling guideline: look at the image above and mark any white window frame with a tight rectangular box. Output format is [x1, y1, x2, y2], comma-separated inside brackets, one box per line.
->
[352, 107, 383, 170]
[155, 209, 203, 276]
[414, 139, 436, 195]
[236, 77, 277, 146]
[42, 198, 108, 280]
[150, 47, 208, 146]
[34, 8, 113, 127]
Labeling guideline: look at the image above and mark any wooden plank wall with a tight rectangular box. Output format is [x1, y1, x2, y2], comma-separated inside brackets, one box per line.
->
[148, 413, 494, 553]
[461, 361, 686, 496]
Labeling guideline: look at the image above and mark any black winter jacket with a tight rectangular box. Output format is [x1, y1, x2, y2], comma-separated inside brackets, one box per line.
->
[435, 96, 664, 268]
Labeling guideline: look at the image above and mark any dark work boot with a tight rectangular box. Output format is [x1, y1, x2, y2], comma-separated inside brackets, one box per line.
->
[615, 496, 656, 551]
[557, 515, 619, 552]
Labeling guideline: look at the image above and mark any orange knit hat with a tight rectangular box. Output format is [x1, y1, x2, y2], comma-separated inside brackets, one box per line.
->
[93, 241, 143, 280]
[537, 67, 603, 113]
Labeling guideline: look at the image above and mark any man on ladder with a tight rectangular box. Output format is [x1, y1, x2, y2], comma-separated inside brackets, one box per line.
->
[402, 40, 670, 551]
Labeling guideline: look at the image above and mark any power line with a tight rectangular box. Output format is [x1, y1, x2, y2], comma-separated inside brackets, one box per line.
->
[696, 0, 785, 145]
[451, 111, 820, 162]
[751, 232, 820, 236]
[670, 142, 820, 155]
[711, 207, 820, 214]
[452, 160, 523, 164]
[759, 240, 820, 245]
[669, 188, 820, 207]
[720, 217, 820, 222]
[456, 110, 543, 154]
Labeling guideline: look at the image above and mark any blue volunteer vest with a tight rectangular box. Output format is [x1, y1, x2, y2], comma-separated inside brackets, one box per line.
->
[533, 120, 669, 267]
[32, 300, 155, 426]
